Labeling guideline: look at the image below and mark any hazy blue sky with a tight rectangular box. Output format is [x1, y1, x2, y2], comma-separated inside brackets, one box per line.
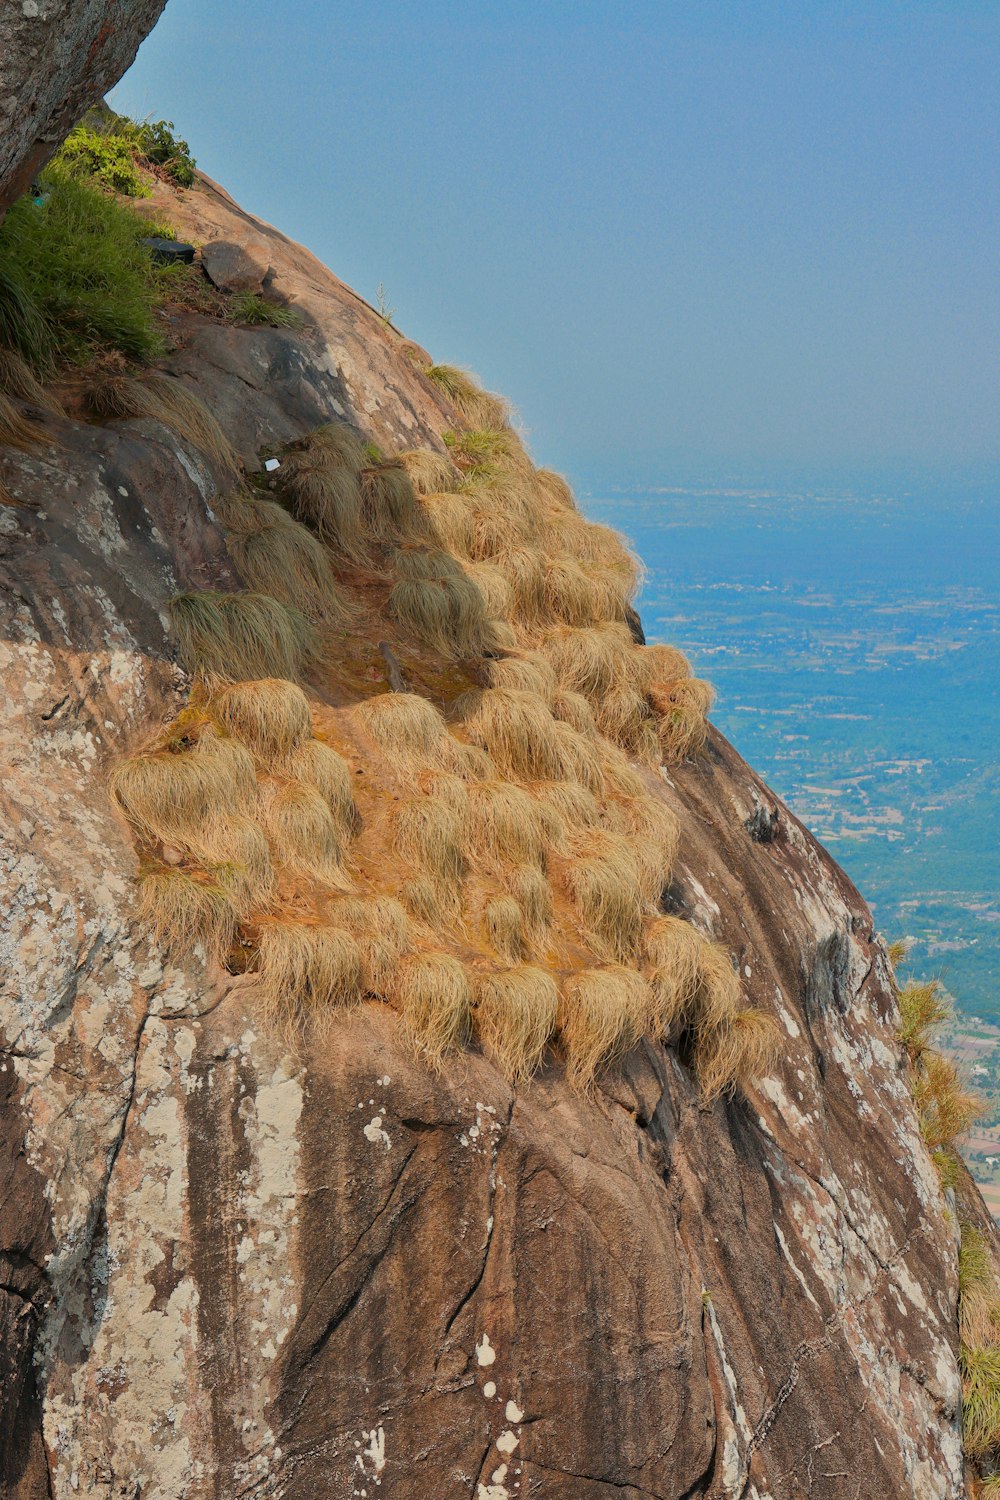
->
[114, 1, 998, 483]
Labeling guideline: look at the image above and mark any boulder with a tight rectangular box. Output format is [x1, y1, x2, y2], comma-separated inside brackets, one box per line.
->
[201, 235, 272, 293]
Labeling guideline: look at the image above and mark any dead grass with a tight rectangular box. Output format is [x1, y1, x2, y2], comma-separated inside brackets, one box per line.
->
[551, 719, 607, 794]
[466, 781, 547, 870]
[400, 875, 449, 928]
[534, 468, 577, 514]
[559, 966, 652, 1088]
[561, 830, 644, 963]
[0, 350, 64, 416]
[138, 869, 237, 961]
[607, 796, 678, 905]
[897, 979, 951, 1063]
[543, 554, 611, 626]
[473, 966, 559, 1081]
[398, 448, 463, 496]
[214, 492, 350, 623]
[426, 364, 511, 429]
[419, 490, 475, 555]
[360, 461, 424, 540]
[0, 390, 48, 450]
[394, 795, 467, 893]
[387, 573, 492, 658]
[255, 919, 363, 1025]
[209, 678, 312, 762]
[393, 952, 472, 1063]
[206, 816, 277, 917]
[536, 779, 602, 836]
[458, 687, 565, 782]
[287, 739, 359, 838]
[481, 652, 557, 702]
[483, 893, 529, 963]
[168, 591, 315, 683]
[649, 677, 714, 760]
[643, 915, 705, 1034]
[357, 692, 450, 766]
[914, 1050, 980, 1155]
[275, 435, 370, 565]
[333, 894, 411, 995]
[109, 731, 256, 849]
[463, 561, 514, 620]
[259, 779, 353, 890]
[512, 865, 553, 942]
[695, 1007, 782, 1102]
[551, 688, 598, 737]
[89, 372, 238, 474]
[540, 622, 639, 701]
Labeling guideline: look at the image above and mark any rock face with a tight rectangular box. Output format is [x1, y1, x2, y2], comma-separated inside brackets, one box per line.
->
[0, 174, 978, 1499]
[0, 0, 168, 219]
[201, 235, 272, 293]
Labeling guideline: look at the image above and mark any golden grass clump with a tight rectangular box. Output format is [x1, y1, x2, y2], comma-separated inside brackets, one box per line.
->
[109, 732, 256, 849]
[511, 865, 553, 943]
[695, 1008, 782, 1102]
[419, 490, 475, 556]
[559, 966, 652, 1088]
[0, 390, 48, 450]
[393, 952, 472, 1063]
[255, 919, 363, 1025]
[643, 915, 705, 1034]
[213, 492, 350, 623]
[536, 779, 602, 836]
[642, 642, 693, 682]
[206, 816, 277, 917]
[474, 966, 559, 1082]
[913, 1050, 980, 1155]
[356, 692, 449, 765]
[466, 781, 548, 871]
[168, 591, 315, 683]
[649, 677, 714, 761]
[483, 893, 529, 963]
[259, 779, 352, 890]
[550, 719, 607, 795]
[0, 350, 64, 417]
[286, 738, 359, 838]
[209, 678, 312, 762]
[275, 426, 369, 565]
[458, 687, 565, 782]
[89, 373, 238, 474]
[387, 572, 492, 659]
[481, 652, 557, 702]
[393, 795, 467, 895]
[425, 364, 511, 430]
[138, 870, 237, 961]
[561, 830, 645, 963]
[542, 554, 612, 627]
[534, 468, 578, 515]
[551, 688, 598, 737]
[462, 561, 514, 620]
[492, 543, 547, 618]
[605, 794, 679, 904]
[360, 461, 424, 540]
[540, 622, 639, 701]
[418, 769, 471, 815]
[897, 979, 951, 1064]
[397, 447, 463, 496]
[333, 894, 412, 996]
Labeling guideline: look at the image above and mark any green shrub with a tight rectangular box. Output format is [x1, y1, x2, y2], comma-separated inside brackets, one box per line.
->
[133, 118, 197, 187]
[56, 124, 149, 197]
[0, 168, 165, 364]
[0, 267, 55, 371]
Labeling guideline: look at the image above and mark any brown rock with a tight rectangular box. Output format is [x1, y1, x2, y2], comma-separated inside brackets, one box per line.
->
[201, 235, 272, 293]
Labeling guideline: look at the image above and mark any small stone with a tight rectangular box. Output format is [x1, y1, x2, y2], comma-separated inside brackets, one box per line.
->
[201, 236, 271, 293]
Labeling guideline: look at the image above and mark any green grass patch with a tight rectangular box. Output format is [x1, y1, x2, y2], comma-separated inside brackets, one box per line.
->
[228, 292, 301, 329]
[0, 167, 166, 364]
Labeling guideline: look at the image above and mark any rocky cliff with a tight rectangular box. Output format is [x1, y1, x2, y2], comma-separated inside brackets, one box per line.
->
[0, 0, 167, 219]
[0, 166, 983, 1500]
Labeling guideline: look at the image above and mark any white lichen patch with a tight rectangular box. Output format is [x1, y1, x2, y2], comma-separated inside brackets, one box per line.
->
[476, 1333, 496, 1367]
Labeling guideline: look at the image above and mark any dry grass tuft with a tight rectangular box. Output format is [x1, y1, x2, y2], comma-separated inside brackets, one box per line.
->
[536, 780, 602, 836]
[695, 1008, 782, 1102]
[306, 422, 369, 467]
[551, 719, 607, 794]
[398, 447, 463, 496]
[214, 492, 350, 623]
[483, 894, 529, 963]
[543, 554, 611, 627]
[426, 364, 511, 429]
[275, 428, 369, 564]
[286, 738, 359, 838]
[394, 795, 467, 894]
[209, 679, 312, 762]
[205, 816, 277, 917]
[511, 865, 553, 943]
[649, 677, 714, 760]
[356, 692, 449, 764]
[400, 875, 449, 928]
[913, 1050, 980, 1155]
[559, 967, 652, 1088]
[462, 561, 514, 620]
[393, 952, 472, 1063]
[693, 941, 742, 1032]
[109, 732, 256, 849]
[643, 915, 705, 1034]
[534, 468, 578, 515]
[0, 390, 48, 450]
[561, 830, 644, 962]
[458, 687, 565, 782]
[551, 688, 598, 737]
[605, 795, 678, 904]
[387, 570, 492, 658]
[168, 591, 315, 683]
[333, 895, 411, 995]
[418, 769, 471, 815]
[0, 350, 64, 416]
[474, 966, 559, 1082]
[482, 652, 558, 702]
[419, 490, 475, 556]
[466, 781, 547, 870]
[897, 979, 951, 1064]
[259, 779, 352, 890]
[255, 919, 363, 1025]
[360, 461, 424, 540]
[643, 643, 693, 682]
[540, 622, 639, 701]
[138, 869, 237, 961]
[89, 372, 238, 474]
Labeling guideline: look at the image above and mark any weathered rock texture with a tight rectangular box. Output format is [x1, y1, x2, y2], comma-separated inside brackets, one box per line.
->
[0, 0, 168, 219]
[0, 175, 980, 1499]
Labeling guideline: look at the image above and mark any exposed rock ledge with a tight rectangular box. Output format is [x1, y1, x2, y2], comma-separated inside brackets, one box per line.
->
[0, 173, 972, 1498]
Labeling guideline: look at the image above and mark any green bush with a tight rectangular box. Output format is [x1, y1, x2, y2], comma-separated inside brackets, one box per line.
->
[0, 168, 165, 364]
[57, 124, 149, 197]
[134, 119, 197, 188]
